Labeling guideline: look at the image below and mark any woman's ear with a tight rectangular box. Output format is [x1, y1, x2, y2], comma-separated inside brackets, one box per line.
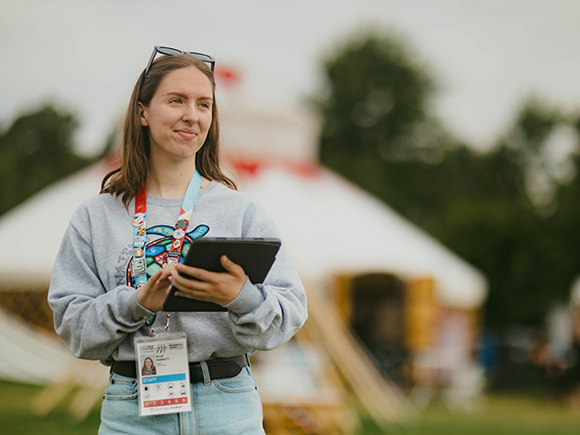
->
[138, 102, 149, 127]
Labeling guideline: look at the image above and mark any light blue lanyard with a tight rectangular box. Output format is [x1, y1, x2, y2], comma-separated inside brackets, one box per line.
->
[131, 171, 203, 289]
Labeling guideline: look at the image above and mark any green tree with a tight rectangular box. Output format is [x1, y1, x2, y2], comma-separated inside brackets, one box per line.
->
[0, 105, 92, 216]
[544, 116, 580, 305]
[315, 30, 580, 329]
[316, 32, 441, 193]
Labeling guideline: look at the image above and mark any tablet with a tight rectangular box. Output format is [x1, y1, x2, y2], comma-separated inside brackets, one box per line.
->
[163, 237, 281, 312]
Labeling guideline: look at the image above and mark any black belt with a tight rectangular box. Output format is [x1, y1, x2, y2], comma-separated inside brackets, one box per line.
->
[110, 355, 248, 383]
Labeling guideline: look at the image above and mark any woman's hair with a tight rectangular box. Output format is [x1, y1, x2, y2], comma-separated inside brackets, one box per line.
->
[101, 53, 236, 206]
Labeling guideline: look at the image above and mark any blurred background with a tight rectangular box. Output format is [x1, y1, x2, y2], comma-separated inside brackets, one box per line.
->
[2, 0, 580, 433]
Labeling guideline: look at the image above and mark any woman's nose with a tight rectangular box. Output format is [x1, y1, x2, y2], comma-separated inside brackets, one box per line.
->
[182, 104, 199, 122]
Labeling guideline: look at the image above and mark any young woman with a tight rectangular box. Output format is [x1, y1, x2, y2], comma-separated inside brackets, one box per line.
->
[141, 357, 156, 376]
[48, 46, 308, 434]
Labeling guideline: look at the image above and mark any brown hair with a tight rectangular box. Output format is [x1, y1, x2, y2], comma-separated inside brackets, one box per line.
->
[101, 53, 236, 206]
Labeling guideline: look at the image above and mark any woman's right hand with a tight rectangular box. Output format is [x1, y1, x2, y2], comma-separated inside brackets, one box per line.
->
[136, 268, 173, 312]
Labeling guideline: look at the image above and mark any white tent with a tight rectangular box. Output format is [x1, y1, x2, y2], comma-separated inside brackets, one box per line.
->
[0, 155, 486, 308]
[234, 160, 486, 309]
[0, 307, 73, 383]
[0, 159, 113, 288]
[0, 161, 112, 385]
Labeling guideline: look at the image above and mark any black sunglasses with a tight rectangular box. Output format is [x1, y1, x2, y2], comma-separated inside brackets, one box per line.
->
[143, 46, 216, 79]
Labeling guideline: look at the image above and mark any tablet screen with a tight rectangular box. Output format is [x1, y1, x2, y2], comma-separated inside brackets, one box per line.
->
[163, 237, 281, 312]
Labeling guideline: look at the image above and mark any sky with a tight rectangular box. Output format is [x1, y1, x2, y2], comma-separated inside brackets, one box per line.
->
[2, 0, 580, 156]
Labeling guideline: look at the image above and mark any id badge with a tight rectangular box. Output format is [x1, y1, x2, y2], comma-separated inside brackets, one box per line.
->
[134, 333, 192, 416]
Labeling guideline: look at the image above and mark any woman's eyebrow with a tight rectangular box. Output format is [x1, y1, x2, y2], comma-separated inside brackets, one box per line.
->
[162, 91, 213, 101]
[162, 91, 188, 98]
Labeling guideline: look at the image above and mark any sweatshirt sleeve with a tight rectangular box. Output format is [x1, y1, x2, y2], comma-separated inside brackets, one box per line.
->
[47, 207, 154, 361]
[224, 201, 308, 351]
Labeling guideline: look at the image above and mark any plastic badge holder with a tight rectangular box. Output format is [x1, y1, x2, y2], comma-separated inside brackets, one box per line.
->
[163, 237, 281, 312]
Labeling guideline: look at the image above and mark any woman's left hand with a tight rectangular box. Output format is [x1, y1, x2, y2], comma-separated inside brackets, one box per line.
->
[170, 255, 247, 306]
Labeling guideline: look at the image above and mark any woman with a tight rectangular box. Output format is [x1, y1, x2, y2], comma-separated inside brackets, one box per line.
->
[48, 46, 308, 434]
[141, 357, 156, 376]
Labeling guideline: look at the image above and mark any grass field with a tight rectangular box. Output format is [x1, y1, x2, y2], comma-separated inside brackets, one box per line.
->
[0, 381, 99, 435]
[1, 380, 579, 434]
[358, 394, 580, 434]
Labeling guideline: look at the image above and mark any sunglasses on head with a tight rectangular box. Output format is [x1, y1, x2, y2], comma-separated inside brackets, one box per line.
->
[142, 45, 216, 79]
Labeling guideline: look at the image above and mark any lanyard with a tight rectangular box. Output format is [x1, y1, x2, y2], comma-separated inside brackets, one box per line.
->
[131, 171, 203, 289]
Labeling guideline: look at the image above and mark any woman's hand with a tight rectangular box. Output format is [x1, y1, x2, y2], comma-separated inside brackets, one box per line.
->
[136, 268, 173, 312]
[170, 255, 247, 306]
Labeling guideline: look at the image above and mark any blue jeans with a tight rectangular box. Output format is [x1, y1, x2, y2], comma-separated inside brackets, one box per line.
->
[99, 365, 265, 434]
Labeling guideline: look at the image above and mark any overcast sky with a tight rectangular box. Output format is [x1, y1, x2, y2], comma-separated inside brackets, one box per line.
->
[3, 0, 580, 156]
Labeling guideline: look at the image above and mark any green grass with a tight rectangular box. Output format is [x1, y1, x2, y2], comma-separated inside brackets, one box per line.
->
[0, 381, 100, 435]
[358, 393, 580, 434]
[1, 380, 579, 434]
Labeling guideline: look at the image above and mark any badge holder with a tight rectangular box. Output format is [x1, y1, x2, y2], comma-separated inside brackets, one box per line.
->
[134, 314, 191, 416]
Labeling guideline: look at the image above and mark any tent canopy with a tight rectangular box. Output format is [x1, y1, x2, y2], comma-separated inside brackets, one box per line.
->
[0, 160, 112, 288]
[234, 160, 487, 309]
[0, 157, 486, 308]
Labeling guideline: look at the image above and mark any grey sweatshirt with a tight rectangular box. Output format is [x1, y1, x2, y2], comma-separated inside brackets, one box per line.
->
[48, 181, 308, 366]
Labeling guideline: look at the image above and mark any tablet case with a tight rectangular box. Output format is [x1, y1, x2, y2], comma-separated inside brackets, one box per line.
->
[163, 237, 281, 312]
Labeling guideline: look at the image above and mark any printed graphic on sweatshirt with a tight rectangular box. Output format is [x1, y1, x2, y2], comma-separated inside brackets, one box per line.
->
[124, 224, 209, 286]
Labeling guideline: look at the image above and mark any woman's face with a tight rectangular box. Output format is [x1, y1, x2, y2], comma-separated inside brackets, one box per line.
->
[145, 358, 153, 368]
[139, 66, 213, 164]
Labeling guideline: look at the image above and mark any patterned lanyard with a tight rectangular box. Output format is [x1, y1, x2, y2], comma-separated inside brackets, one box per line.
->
[131, 171, 203, 289]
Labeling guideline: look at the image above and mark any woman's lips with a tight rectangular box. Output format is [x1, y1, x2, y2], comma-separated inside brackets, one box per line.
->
[176, 129, 197, 140]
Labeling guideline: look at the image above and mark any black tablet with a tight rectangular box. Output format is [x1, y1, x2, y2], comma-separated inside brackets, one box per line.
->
[163, 237, 281, 312]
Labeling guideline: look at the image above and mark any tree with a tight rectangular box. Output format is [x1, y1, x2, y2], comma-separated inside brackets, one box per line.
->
[314, 30, 580, 329]
[316, 32, 442, 193]
[0, 105, 92, 216]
